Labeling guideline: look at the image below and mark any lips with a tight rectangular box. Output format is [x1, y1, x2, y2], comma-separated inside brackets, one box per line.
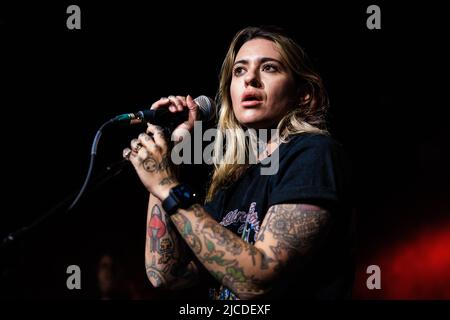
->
[241, 100, 263, 107]
[241, 91, 263, 107]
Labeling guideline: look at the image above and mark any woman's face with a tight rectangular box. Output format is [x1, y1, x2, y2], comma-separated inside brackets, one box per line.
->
[230, 38, 297, 129]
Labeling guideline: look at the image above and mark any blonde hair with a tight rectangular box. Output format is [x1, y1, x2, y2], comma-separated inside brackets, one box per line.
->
[206, 26, 329, 201]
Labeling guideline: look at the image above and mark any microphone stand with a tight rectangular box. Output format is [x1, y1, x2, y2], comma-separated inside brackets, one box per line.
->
[0, 158, 129, 251]
[0, 116, 144, 298]
[1, 118, 122, 251]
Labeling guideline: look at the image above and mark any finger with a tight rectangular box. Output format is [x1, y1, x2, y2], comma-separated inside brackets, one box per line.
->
[138, 132, 154, 143]
[176, 95, 187, 106]
[136, 146, 150, 162]
[150, 97, 170, 110]
[186, 94, 199, 125]
[146, 123, 167, 150]
[175, 96, 187, 112]
[123, 148, 132, 160]
[138, 132, 159, 153]
[168, 95, 185, 112]
[128, 147, 148, 167]
[127, 145, 139, 165]
[130, 138, 142, 153]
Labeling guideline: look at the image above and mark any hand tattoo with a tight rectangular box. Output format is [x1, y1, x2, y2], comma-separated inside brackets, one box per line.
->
[142, 154, 171, 173]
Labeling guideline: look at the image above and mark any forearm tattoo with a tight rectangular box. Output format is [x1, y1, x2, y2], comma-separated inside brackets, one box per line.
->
[146, 204, 195, 287]
[171, 212, 203, 254]
[172, 205, 266, 298]
[264, 204, 331, 255]
[159, 176, 177, 186]
[171, 203, 330, 298]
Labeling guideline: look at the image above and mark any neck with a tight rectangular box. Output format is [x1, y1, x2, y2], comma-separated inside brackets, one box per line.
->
[255, 129, 280, 161]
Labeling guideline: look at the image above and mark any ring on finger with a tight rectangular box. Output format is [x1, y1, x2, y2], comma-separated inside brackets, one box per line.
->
[123, 149, 132, 160]
[134, 143, 143, 152]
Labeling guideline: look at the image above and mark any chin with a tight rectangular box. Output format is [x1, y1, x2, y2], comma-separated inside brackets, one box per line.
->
[238, 119, 273, 130]
[236, 109, 281, 129]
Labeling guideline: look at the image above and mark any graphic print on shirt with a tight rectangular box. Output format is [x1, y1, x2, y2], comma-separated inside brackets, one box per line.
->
[220, 202, 260, 244]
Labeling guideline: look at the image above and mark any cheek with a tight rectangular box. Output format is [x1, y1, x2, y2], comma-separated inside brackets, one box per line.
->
[268, 80, 296, 110]
[266, 87, 284, 108]
[230, 81, 241, 107]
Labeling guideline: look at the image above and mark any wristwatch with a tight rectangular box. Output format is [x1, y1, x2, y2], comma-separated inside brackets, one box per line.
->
[162, 183, 197, 216]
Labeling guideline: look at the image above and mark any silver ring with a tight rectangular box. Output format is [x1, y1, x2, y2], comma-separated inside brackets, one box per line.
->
[123, 149, 132, 160]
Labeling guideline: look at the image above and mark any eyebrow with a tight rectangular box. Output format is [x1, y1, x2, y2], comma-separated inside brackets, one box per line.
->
[233, 57, 282, 67]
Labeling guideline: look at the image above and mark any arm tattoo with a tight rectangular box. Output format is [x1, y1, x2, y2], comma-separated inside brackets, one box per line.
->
[146, 203, 199, 288]
[170, 204, 330, 298]
[159, 176, 177, 186]
[158, 238, 174, 264]
[221, 265, 265, 298]
[247, 245, 258, 266]
[171, 213, 202, 254]
[148, 205, 167, 254]
[203, 236, 235, 266]
[145, 265, 166, 287]
[265, 204, 331, 254]
[192, 204, 207, 219]
[172, 205, 267, 298]
[202, 220, 243, 256]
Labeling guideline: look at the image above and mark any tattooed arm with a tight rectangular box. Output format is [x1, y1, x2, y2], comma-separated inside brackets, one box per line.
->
[124, 120, 330, 295]
[171, 203, 331, 299]
[144, 193, 199, 289]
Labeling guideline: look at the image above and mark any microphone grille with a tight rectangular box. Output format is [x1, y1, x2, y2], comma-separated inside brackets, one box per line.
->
[194, 95, 216, 121]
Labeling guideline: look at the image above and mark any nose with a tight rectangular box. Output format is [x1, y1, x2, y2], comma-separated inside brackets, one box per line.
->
[244, 68, 261, 88]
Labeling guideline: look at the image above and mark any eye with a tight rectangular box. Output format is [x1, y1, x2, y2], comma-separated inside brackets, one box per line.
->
[262, 63, 278, 72]
[233, 66, 245, 76]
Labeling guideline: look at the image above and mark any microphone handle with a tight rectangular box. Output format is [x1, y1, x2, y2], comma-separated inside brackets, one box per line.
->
[138, 108, 189, 128]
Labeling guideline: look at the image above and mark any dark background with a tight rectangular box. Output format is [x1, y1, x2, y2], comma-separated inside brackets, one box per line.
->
[1, 1, 449, 299]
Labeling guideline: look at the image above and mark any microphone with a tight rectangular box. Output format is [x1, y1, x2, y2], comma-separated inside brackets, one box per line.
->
[113, 95, 216, 128]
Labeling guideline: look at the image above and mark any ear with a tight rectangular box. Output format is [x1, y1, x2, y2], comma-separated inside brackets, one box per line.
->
[295, 83, 311, 106]
[301, 93, 311, 105]
[297, 91, 311, 106]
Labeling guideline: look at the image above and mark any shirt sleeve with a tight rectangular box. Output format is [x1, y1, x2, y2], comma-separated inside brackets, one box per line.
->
[203, 188, 225, 221]
[268, 134, 347, 208]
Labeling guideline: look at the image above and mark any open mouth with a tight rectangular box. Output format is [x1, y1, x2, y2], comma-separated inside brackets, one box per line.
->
[241, 94, 263, 107]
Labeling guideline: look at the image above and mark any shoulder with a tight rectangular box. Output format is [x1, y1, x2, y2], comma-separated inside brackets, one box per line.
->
[268, 133, 351, 209]
[287, 132, 340, 148]
[280, 133, 344, 160]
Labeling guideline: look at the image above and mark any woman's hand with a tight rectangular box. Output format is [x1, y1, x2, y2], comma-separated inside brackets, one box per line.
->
[150, 95, 199, 143]
[123, 123, 179, 201]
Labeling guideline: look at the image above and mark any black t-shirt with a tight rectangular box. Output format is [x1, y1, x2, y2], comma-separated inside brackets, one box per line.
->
[203, 132, 355, 299]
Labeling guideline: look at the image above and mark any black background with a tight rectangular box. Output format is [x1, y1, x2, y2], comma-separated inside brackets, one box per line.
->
[0, 1, 449, 299]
